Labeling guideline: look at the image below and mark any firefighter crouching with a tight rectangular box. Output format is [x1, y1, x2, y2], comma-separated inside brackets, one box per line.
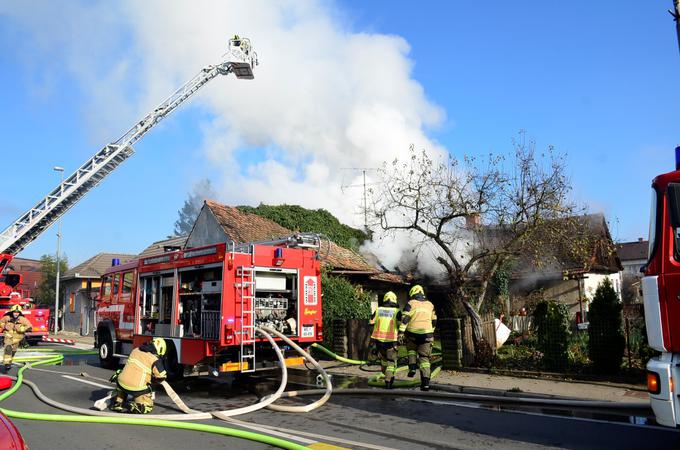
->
[110, 338, 167, 414]
[0, 305, 33, 372]
[369, 291, 402, 389]
[399, 285, 437, 391]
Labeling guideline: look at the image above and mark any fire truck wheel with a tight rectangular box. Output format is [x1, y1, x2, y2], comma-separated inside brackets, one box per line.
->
[98, 333, 119, 369]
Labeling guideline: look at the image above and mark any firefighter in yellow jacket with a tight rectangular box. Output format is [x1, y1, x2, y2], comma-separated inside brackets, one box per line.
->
[369, 291, 402, 389]
[399, 285, 437, 391]
[110, 338, 167, 414]
[0, 305, 32, 372]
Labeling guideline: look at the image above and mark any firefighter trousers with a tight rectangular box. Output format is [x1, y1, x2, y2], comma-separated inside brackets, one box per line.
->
[405, 335, 433, 379]
[3, 332, 24, 365]
[375, 341, 398, 382]
[112, 384, 154, 414]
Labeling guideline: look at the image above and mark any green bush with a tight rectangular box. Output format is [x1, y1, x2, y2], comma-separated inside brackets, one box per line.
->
[321, 270, 372, 347]
[237, 204, 369, 251]
[533, 300, 570, 370]
[568, 331, 590, 369]
[588, 279, 625, 373]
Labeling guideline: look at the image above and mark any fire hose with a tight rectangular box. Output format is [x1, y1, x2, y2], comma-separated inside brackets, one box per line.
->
[0, 327, 333, 449]
[1, 334, 647, 450]
[0, 352, 307, 449]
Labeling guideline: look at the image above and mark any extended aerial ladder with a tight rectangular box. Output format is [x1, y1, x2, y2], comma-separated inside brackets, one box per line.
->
[0, 36, 257, 256]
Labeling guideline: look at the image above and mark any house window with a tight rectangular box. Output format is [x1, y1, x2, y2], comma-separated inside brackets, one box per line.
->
[69, 292, 75, 313]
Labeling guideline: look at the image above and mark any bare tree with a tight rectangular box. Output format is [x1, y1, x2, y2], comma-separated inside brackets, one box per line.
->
[367, 135, 598, 352]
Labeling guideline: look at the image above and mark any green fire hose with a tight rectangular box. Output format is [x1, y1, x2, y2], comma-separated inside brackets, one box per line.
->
[0, 351, 308, 450]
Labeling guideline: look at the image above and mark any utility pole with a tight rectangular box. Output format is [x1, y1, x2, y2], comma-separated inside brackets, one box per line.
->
[53, 166, 64, 334]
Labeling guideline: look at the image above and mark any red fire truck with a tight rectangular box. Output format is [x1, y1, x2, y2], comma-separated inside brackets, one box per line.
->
[94, 236, 323, 377]
[0, 254, 49, 345]
[643, 147, 680, 427]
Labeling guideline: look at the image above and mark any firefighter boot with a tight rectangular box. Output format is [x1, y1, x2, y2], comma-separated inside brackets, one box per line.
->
[385, 378, 394, 389]
[109, 401, 125, 413]
[128, 402, 153, 414]
[407, 365, 417, 378]
[3, 364, 11, 374]
[420, 377, 430, 391]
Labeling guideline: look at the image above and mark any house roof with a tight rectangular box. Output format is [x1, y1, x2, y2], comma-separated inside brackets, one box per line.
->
[61, 253, 136, 280]
[138, 235, 188, 260]
[616, 239, 648, 262]
[512, 213, 622, 276]
[203, 200, 378, 273]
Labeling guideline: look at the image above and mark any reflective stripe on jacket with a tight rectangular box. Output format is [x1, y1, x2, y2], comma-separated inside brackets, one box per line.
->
[399, 298, 436, 334]
[370, 306, 401, 342]
[118, 347, 166, 391]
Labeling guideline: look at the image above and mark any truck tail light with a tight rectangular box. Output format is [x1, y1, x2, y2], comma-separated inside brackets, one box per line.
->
[225, 322, 234, 343]
[316, 324, 323, 341]
[647, 371, 661, 395]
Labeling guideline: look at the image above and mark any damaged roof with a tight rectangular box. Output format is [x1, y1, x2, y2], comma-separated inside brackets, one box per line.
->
[203, 200, 380, 273]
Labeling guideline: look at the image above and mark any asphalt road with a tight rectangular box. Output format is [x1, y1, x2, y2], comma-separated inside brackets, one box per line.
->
[3, 350, 680, 450]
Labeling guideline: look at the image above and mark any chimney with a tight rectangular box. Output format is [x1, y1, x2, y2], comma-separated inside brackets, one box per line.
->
[638, 237, 643, 242]
[465, 213, 482, 228]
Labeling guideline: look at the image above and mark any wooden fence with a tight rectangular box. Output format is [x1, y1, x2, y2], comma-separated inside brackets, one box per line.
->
[461, 312, 497, 366]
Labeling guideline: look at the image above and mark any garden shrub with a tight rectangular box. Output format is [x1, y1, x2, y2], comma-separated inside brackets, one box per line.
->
[588, 279, 625, 373]
[533, 300, 570, 371]
[320, 270, 372, 347]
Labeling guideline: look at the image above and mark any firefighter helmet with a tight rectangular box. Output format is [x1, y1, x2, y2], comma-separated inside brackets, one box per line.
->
[409, 285, 424, 298]
[9, 305, 21, 313]
[152, 338, 167, 356]
[383, 291, 397, 304]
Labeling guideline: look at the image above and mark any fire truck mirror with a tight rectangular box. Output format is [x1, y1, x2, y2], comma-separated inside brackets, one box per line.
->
[668, 183, 680, 228]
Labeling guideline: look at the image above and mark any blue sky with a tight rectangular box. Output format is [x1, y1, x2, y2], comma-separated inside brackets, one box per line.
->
[1, 1, 678, 266]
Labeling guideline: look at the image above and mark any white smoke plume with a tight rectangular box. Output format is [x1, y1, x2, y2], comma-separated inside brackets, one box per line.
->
[1, 0, 447, 231]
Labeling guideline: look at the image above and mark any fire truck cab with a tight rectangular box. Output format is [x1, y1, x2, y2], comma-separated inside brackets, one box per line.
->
[0, 254, 49, 345]
[643, 147, 680, 427]
[94, 236, 323, 377]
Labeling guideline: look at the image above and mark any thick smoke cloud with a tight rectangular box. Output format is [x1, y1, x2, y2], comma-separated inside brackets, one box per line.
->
[1, 0, 446, 229]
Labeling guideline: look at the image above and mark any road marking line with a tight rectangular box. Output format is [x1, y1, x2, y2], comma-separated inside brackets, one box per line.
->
[224, 418, 317, 445]
[61, 375, 111, 390]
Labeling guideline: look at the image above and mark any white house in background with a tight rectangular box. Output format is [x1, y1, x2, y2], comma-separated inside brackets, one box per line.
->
[616, 238, 649, 276]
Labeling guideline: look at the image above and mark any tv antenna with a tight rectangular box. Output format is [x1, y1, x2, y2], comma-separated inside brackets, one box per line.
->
[340, 167, 380, 231]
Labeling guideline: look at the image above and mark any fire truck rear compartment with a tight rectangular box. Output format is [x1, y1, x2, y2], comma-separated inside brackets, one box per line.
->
[253, 271, 298, 336]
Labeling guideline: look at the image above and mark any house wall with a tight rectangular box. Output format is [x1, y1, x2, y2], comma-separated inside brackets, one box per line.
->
[185, 209, 229, 249]
[62, 278, 99, 335]
[583, 272, 622, 301]
[621, 258, 646, 276]
[510, 272, 622, 318]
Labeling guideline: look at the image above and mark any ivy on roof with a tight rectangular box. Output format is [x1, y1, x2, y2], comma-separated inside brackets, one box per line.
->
[236, 204, 369, 251]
